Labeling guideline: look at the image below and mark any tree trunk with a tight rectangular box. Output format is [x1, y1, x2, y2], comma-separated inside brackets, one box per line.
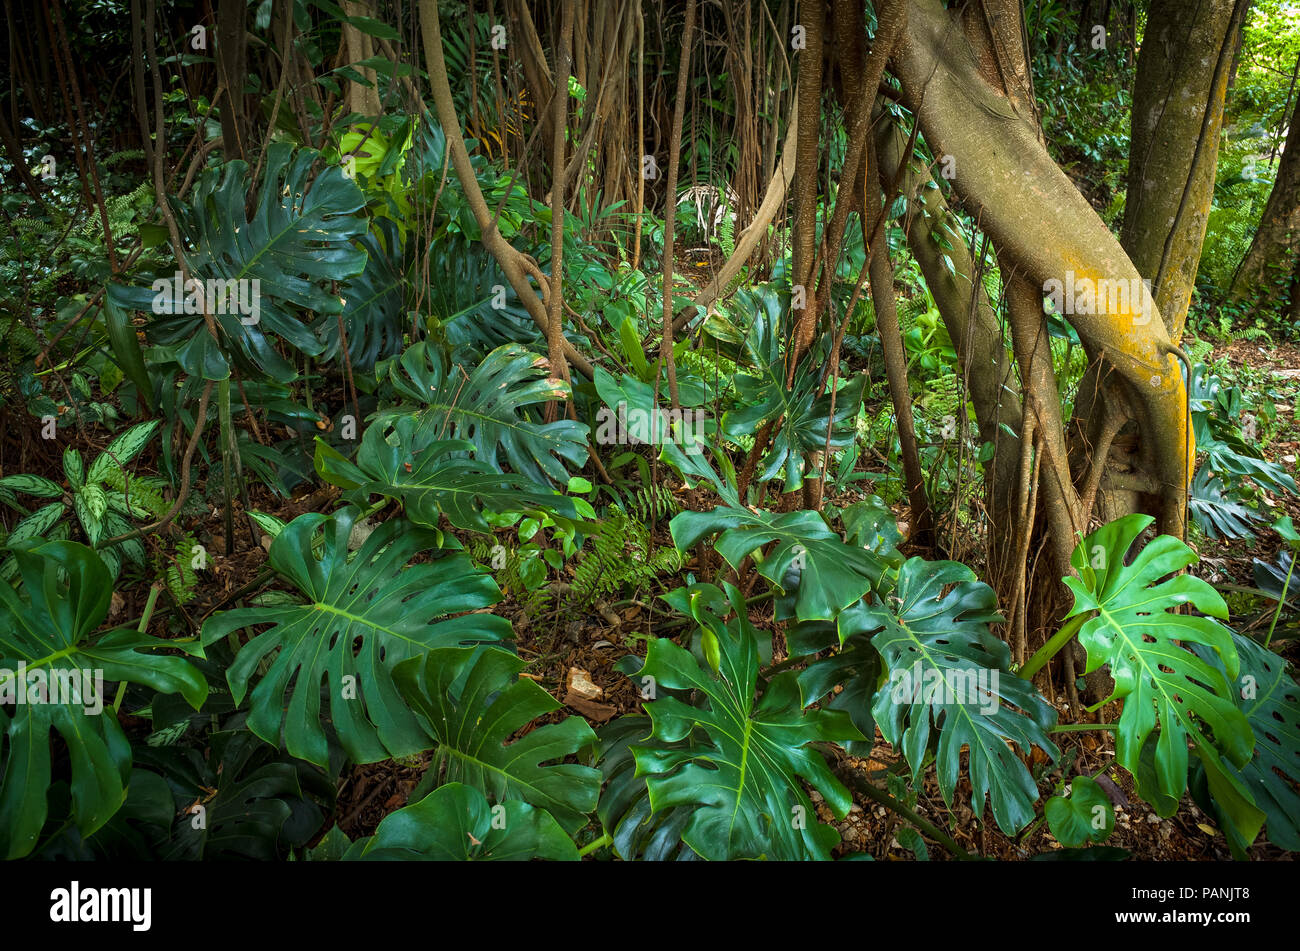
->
[1122, 0, 1245, 339]
[874, 111, 1022, 565]
[216, 0, 249, 159]
[341, 0, 383, 118]
[1230, 99, 1300, 313]
[892, 0, 1192, 549]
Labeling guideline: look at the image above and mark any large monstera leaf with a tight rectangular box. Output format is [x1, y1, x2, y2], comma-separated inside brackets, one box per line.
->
[315, 416, 581, 533]
[0, 541, 207, 859]
[1190, 632, 1300, 853]
[135, 718, 334, 860]
[354, 783, 578, 861]
[427, 237, 541, 353]
[1064, 515, 1255, 819]
[594, 716, 702, 861]
[201, 507, 510, 768]
[110, 144, 368, 382]
[789, 620, 881, 759]
[377, 341, 588, 487]
[716, 285, 865, 490]
[394, 647, 600, 833]
[671, 503, 885, 622]
[624, 584, 864, 860]
[866, 558, 1058, 834]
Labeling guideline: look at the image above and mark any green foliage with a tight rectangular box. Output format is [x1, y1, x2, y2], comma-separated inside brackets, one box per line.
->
[571, 505, 681, 603]
[378, 341, 589, 487]
[1064, 515, 1259, 833]
[315, 416, 582, 535]
[1188, 361, 1297, 539]
[135, 716, 333, 860]
[201, 506, 511, 768]
[0, 419, 161, 580]
[109, 144, 368, 382]
[863, 559, 1058, 834]
[349, 783, 578, 861]
[669, 486, 886, 624]
[620, 583, 864, 860]
[395, 646, 601, 832]
[1191, 631, 1300, 854]
[594, 715, 701, 861]
[0, 541, 206, 859]
[1045, 776, 1115, 848]
[710, 285, 866, 489]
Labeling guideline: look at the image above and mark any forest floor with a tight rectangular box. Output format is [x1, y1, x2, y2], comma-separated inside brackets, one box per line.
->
[93, 331, 1300, 861]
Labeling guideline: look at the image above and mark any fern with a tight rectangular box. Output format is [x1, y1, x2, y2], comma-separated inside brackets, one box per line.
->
[598, 481, 680, 524]
[100, 467, 202, 604]
[916, 371, 962, 419]
[717, 205, 736, 260]
[162, 532, 200, 605]
[467, 537, 553, 615]
[571, 505, 680, 603]
[676, 344, 739, 397]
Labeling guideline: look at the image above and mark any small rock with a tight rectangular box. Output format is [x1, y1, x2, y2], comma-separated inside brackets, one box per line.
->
[566, 667, 603, 701]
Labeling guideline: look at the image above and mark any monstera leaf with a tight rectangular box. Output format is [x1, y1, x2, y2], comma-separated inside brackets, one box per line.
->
[315, 416, 581, 533]
[323, 218, 407, 373]
[594, 715, 702, 861]
[624, 584, 864, 860]
[0, 541, 207, 859]
[1064, 515, 1255, 819]
[377, 341, 588, 487]
[789, 620, 881, 759]
[717, 285, 866, 490]
[109, 143, 368, 381]
[1190, 632, 1300, 853]
[395, 647, 600, 833]
[354, 783, 578, 860]
[1189, 467, 1261, 540]
[136, 718, 333, 860]
[671, 503, 886, 623]
[427, 238, 540, 353]
[201, 507, 510, 768]
[866, 558, 1058, 834]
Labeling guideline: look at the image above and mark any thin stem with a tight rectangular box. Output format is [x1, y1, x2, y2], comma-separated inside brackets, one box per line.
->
[115, 583, 163, 714]
[1265, 553, 1295, 649]
[1049, 722, 1117, 734]
[1020, 614, 1086, 681]
[838, 769, 975, 860]
[577, 833, 611, 858]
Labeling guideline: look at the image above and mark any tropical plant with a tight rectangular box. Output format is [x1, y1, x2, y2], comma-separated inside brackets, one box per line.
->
[200, 506, 511, 767]
[0, 540, 206, 859]
[615, 582, 864, 860]
[395, 646, 601, 832]
[108, 144, 369, 382]
[0, 420, 162, 580]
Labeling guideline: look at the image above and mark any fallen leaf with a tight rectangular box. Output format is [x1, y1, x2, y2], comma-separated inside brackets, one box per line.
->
[564, 693, 617, 723]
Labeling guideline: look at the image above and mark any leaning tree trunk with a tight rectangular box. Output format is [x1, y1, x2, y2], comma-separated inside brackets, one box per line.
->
[1230, 98, 1300, 314]
[893, 0, 1192, 553]
[1072, 0, 1243, 537]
